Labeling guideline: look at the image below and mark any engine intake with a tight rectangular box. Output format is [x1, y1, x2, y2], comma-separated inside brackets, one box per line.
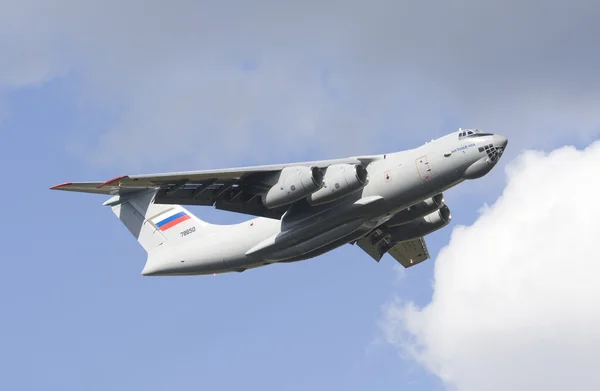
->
[306, 164, 369, 205]
[386, 194, 445, 227]
[388, 205, 452, 242]
[262, 166, 324, 209]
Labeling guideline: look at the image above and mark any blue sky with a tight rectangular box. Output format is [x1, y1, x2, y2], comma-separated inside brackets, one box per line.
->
[2, 2, 599, 390]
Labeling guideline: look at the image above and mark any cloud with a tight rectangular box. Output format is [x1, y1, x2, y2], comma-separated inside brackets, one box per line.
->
[381, 141, 600, 391]
[1, 1, 600, 168]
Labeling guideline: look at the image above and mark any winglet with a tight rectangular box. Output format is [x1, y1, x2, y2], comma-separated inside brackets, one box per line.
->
[97, 175, 129, 188]
[49, 182, 73, 190]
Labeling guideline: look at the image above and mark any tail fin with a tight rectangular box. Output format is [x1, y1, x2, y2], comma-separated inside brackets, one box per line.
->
[106, 190, 210, 253]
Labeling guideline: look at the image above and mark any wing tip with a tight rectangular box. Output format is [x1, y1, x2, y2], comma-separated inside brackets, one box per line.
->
[98, 175, 129, 188]
[50, 182, 73, 190]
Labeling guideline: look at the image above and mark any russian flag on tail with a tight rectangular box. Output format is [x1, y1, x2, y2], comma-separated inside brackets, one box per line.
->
[155, 211, 191, 231]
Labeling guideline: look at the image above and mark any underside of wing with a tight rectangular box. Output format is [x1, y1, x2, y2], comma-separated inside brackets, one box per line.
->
[152, 180, 288, 219]
[49, 155, 382, 219]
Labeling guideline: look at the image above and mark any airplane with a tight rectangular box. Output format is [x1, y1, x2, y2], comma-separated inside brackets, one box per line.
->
[50, 128, 507, 276]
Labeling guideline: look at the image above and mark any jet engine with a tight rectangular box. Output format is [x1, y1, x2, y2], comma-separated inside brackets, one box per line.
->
[386, 194, 445, 227]
[262, 166, 324, 209]
[388, 205, 452, 242]
[306, 164, 369, 205]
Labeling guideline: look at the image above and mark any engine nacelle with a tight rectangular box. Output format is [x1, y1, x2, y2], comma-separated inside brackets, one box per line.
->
[389, 205, 452, 242]
[306, 164, 369, 205]
[386, 194, 445, 227]
[262, 166, 324, 209]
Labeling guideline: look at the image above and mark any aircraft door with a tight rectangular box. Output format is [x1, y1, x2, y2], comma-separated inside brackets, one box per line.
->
[416, 155, 433, 182]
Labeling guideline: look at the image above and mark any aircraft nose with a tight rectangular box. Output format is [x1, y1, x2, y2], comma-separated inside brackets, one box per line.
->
[493, 134, 508, 149]
[463, 133, 508, 179]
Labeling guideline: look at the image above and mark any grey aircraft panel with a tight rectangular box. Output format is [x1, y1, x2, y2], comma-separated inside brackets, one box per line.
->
[356, 233, 430, 268]
[387, 238, 430, 268]
[49, 181, 134, 195]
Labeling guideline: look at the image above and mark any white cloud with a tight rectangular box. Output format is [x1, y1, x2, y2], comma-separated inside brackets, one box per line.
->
[1, 1, 600, 169]
[381, 141, 600, 391]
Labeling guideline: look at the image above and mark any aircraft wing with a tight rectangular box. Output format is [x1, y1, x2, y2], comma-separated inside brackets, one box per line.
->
[50, 155, 381, 219]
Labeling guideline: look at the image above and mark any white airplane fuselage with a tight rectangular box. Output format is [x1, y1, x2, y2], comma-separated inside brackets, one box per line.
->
[141, 131, 507, 275]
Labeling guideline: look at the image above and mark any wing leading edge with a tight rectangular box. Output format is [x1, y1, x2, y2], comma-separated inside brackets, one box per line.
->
[50, 181, 134, 195]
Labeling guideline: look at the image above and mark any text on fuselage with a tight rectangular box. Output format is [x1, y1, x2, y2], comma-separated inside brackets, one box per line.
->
[451, 143, 476, 154]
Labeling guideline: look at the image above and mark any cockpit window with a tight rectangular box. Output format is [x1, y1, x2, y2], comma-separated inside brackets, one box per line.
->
[458, 128, 482, 139]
